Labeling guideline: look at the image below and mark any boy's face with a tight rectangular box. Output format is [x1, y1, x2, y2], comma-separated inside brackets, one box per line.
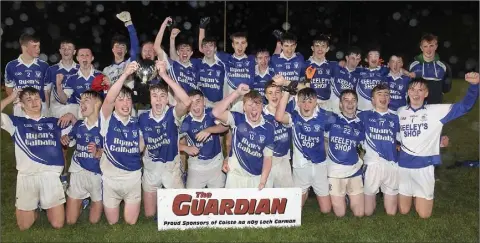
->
[371, 89, 390, 111]
[20, 92, 42, 114]
[366, 51, 380, 68]
[114, 92, 132, 117]
[232, 37, 248, 56]
[80, 94, 100, 118]
[265, 85, 282, 107]
[141, 43, 155, 61]
[59, 43, 76, 60]
[202, 42, 217, 59]
[189, 94, 205, 118]
[243, 97, 262, 123]
[311, 41, 329, 58]
[339, 93, 357, 116]
[112, 42, 127, 60]
[76, 49, 94, 68]
[298, 95, 317, 118]
[256, 52, 270, 67]
[420, 40, 438, 60]
[408, 83, 429, 107]
[388, 56, 403, 73]
[150, 88, 169, 116]
[281, 40, 297, 58]
[177, 44, 193, 63]
[346, 53, 361, 69]
[23, 41, 41, 58]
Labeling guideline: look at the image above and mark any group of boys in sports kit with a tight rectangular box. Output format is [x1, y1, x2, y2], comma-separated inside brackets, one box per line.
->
[2, 11, 478, 230]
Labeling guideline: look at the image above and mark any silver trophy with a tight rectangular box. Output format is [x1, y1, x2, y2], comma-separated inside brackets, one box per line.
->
[135, 59, 157, 84]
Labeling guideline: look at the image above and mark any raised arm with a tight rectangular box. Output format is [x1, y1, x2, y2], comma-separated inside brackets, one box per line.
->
[198, 17, 210, 54]
[156, 61, 191, 117]
[212, 83, 250, 124]
[101, 62, 139, 119]
[439, 72, 479, 124]
[154, 17, 173, 61]
[55, 74, 68, 104]
[1, 88, 19, 113]
[274, 90, 292, 125]
[169, 28, 181, 62]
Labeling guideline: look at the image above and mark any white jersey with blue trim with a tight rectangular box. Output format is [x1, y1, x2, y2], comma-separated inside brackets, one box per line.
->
[325, 113, 365, 178]
[224, 111, 275, 176]
[356, 66, 389, 111]
[398, 84, 479, 169]
[1, 113, 69, 174]
[270, 52, 306, 83]
[358, 110, 400, 165]
[46, 61, 79, 105]
[4, 56, 50, 102]
[100, 110, 142, 178]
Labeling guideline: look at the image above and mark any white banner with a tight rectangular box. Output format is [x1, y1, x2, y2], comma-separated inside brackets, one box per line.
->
[157, 188, 302, 231]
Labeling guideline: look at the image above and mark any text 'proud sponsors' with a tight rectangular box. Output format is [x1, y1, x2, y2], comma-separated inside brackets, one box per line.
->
[157, 188, 302, 231]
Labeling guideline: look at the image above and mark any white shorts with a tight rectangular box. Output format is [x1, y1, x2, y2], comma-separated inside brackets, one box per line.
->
[225, 156, 269, 188]
[364, 162, 399, 196]
[293, 162, 329, 196]
[13, 102, 50, 118]
[328, 175, 364, 197]
[398, 166, 435, 200]
[67, 170, 103, 202]
[268, 155, 294, 188]
[102, 172, 142, 208]
[15, 172, 66, 211]
[187, 163, 226, 189]
[142, 159, 185, 192]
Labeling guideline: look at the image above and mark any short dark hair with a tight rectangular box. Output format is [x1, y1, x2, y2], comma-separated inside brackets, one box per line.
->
[389, 54, 405, 62]
[312, 34, 330, 47]
[255, 48, 270, 57]
[19, 33, 40, 46]
[243, 90, 263, 104]
[149, 82, 169, 94]
[111, 34, 128, 48]
[230, 32, 248, 42]
[297, 88, 317, 101]
[420, 33, 438, 45]
[141, 41, 154, 48]
[371, 84, 389, 96]
[265, 80, 278, 91]
[59, 38, 76, 49]
[19, 87, 40, 100]
[408, 78, 429, 91]
[80, 90, 104, 102]
[176, 39, 193, 50]
[366, 46, 381, 56]
[345, 46, 362, 57]
[119, 85, 134, 99]
[280, 32, 297, 45]
[201, 36, 217, 46]
[340, 89, 358, 101]
[76, 46, 92, 54]
[187, 89, 204, 97]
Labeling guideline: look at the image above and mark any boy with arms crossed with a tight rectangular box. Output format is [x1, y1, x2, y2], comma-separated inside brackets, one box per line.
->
[1, 87, 76, 230]
[179, 90, 229, 189]
[138, 61, 192, 218]
[212, 84, 275, 189]
[61, 90, 104, 225]
[397, 72, 479, 218]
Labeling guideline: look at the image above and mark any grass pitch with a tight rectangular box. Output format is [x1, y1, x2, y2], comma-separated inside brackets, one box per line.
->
[1, 80, 478, 242]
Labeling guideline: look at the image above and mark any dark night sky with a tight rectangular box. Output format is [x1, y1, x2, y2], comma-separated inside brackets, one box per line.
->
[1, 1, 479, 78]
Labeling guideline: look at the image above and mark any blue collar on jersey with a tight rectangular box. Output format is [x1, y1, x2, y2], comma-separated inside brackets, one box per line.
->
[16, 55, 40, 67]
[244, 113, 266, 129]
[406, 104, 427, 112]
[58, 60, 78, 71]
[307, 56, 328, 66]
[280, 52, 297, 61]
[76, 66, 95, 80]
